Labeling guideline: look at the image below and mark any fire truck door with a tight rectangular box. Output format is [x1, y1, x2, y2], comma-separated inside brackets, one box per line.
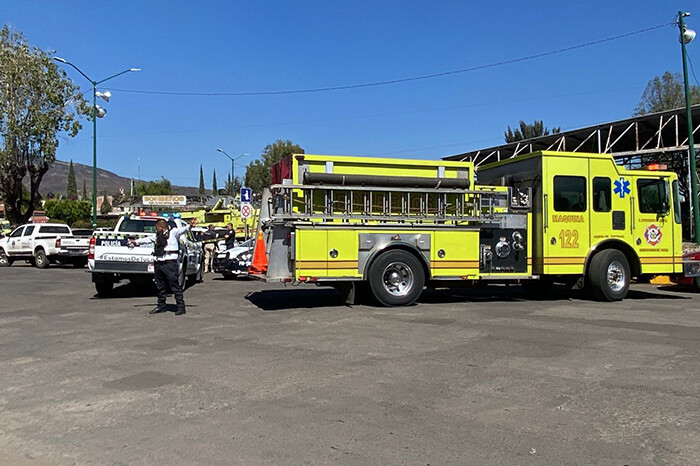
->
[543, 157, 589, 275]
[632, 177, 675, 274]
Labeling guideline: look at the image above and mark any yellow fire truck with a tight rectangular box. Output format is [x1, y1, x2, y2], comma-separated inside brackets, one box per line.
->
[251, 151, 693, 306]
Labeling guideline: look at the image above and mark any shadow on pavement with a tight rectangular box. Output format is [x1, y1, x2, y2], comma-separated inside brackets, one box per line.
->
[246, 283, 688, 311]
[246, 288, 346, 311]
[90, 282, 156, 300]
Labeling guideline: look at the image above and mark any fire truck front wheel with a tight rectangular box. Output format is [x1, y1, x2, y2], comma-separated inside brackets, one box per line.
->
[368, 250, 425, 306]
[588, 249, 630, 301]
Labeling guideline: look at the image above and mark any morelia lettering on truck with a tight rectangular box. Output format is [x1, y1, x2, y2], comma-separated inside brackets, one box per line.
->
[249, 151, 698, 306]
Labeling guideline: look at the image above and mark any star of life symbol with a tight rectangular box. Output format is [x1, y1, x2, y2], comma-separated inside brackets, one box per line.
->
[613, 177, 630, 199]
[644, 224, 662, 246]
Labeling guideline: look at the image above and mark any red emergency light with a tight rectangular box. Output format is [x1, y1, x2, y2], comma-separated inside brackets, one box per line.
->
[646, 163, 667, 171]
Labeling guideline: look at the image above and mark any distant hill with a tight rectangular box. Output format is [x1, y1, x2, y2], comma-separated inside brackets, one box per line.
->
[42, 160, 200, 197]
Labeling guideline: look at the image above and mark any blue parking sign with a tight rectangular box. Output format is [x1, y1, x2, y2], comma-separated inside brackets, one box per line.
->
[240, 187, 252, 203]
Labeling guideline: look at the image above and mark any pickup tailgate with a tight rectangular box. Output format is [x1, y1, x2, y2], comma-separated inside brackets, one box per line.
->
[92, 233, 155, 274]
[58, 236, 90, 256]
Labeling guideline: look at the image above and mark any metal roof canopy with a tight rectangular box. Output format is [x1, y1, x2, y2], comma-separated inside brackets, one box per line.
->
[445, 105, 700, 174]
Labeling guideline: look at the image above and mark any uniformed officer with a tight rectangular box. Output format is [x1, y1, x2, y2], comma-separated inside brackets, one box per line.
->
[131, 217, 197, 316]
[223, 222, 237, 249]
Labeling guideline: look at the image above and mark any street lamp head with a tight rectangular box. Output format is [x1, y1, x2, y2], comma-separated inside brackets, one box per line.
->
[95, 105, 107, 118]
[681, 28, 696, 45]
[96, 91, 111, 102]
[53, 56, 67, 63]
[130, 68, 141, 72]
[216, 148, 224, 153]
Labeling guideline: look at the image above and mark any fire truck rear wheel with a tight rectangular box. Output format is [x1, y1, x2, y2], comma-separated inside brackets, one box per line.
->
[588, 249, 630, 301]
[368, 250, 425, 306]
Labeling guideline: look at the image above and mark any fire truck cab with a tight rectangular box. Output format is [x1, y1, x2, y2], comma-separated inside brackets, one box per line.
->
[252, 151, 688, 306]
[478, 151, 683, 299]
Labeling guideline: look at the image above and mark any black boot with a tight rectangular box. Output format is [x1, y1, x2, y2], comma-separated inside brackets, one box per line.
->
[175, 307, 186, 316]
[149, 306, 167, 314]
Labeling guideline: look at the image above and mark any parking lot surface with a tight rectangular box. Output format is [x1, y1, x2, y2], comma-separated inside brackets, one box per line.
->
[1, 264, 700, 465]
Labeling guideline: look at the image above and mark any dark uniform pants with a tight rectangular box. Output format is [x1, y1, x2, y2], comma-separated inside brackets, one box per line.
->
[154, 260, 185, 310]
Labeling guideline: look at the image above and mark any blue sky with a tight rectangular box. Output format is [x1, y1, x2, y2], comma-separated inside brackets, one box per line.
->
[2, 1, 698, 189]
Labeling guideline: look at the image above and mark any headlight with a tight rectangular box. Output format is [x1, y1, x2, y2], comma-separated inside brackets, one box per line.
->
[237, 252, 252, 261]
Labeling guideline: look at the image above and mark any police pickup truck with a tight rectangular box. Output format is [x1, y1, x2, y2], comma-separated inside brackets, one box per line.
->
[0, 223, 90, 268]
[88, 214, 203, 297]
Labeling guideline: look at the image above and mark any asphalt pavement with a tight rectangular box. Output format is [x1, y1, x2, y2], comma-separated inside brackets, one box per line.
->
[1, 263, 700, 465]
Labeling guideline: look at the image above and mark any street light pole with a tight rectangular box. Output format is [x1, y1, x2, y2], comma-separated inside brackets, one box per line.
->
[54, 57, 140, 228]
[678, 12, 699, 242]
[216, 149, 248, 196]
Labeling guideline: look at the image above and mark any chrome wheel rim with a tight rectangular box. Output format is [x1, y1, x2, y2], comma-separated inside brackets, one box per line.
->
[0, 253, 8, 265]
[382, 262, 414, 297]
[607, 260, 626, 292]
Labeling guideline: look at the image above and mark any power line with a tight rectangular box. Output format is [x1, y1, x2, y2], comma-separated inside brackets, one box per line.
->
[688, 53, 700, 87]
[110, 22, 672, 97]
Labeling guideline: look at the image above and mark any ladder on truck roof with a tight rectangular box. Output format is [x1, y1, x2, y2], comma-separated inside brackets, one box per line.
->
[267, 183, 531, 225]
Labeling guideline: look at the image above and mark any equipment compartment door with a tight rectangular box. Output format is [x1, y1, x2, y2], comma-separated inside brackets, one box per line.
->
[294, 229, 328, 278]
[326, 230, 360, 278]
[543, 156, 589, 275]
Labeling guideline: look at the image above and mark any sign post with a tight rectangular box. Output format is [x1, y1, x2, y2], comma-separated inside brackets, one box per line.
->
[240, 202, 252, 241]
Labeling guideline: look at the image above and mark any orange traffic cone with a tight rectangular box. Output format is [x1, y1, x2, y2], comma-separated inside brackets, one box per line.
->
[248, 231, 268, 275]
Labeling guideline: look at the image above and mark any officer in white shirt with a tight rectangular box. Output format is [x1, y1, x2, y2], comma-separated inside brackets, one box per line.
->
[131, 217, 197, 316]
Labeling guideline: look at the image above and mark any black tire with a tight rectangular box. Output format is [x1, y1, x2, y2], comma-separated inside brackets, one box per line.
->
[178, 260, 187, 290]
[34, 249, 49, 269]
[521, 277, 554, 298]
[587, 249, 631, 301]
[368, 250, 425, 306]
[0, 249, 12, 267]
[95, 280, 114, 298]
[187, 259, 202, 287]
[196, 257, 203, 282]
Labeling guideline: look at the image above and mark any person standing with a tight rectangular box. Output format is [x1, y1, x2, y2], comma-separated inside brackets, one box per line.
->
[202, 224, 218, 273]
[223, 222, 237, 249]
[130, 217, 197, 316]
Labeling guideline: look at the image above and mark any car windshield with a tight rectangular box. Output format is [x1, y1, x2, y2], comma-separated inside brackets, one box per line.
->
[117, 218, 177, 233]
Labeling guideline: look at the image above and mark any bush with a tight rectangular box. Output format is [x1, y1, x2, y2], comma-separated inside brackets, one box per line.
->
[71, 218, 93, 229]
[44, 199, 92, 226]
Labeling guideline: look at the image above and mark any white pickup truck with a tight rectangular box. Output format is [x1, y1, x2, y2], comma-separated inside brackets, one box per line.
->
[88, 215, 203, 297]
[0, 223, 90, 268]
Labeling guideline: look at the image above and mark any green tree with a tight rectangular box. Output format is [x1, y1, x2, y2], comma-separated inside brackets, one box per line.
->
[504, 121, 561, 143]
[198, 165, 205, 195]
[225, 176, 242, 196]
[0, 26, 87, 224]
[100, 190, 111, 214]
[227, 173, 232, 195]
[212, 169, 218, 193]
[633, 71, 700, 115]
[66, 159, 77, 199]
[44, 199, 92, 226]
[135, 177, 173, 195]
[244, 139, 304, 194]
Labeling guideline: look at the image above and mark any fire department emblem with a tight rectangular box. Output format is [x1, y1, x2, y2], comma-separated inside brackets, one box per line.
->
[644, 224, 662, 246]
